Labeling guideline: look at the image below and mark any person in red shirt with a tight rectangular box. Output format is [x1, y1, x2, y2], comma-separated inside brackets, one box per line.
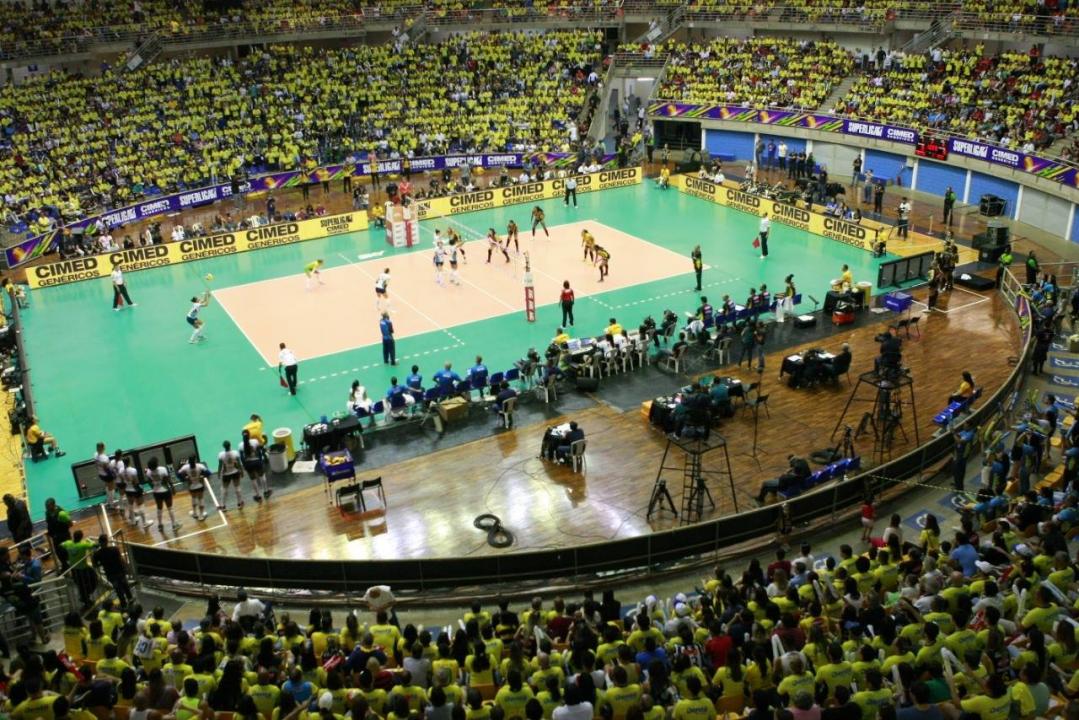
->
[560, 281, 575, 328]
[766, 549, 791, 582]
[703, 621, 732, 669]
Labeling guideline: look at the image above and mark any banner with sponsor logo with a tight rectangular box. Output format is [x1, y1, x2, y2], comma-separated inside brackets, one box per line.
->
[676, 175, 882, 252]
[26, 211, 367, 289]
[7, 151, 619, 269]
[649, 100, 1078, 190]
[410, 167, 642, 223]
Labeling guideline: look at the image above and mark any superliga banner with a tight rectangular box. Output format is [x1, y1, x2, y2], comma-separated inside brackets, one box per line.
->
[27, 211, 367, 289]
[676, 175, 881, 252]
[409, 167, 642, 222]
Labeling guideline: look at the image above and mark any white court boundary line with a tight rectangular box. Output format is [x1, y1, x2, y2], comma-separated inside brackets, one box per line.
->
[215, 221, 692, 370]
[152, 482, 230, 547]
[910, 284, 991, 314]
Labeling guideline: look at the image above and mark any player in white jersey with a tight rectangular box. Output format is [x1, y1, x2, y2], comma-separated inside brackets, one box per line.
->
[433, 240, 447, 286]
[186, 291, 211, 343]
[448, 245, 461, 285]
[217, 439, 244, 510]
[177, 457, 211, 521]
[145, 456, 181, 533]
[375, 268, 391, 311]
[240, 430, 270, 502]
[95, 441, 117, 509]
[114, 450, 149, 528]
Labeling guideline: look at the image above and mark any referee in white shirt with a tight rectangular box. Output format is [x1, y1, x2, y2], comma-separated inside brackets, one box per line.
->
[278, 342, 299, 395]
[564, 176, 578, 208]
[758, 214, 771, 259]
[111, 263, 135, 310]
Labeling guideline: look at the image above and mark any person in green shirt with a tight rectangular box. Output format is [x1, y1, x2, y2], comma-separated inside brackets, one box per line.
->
[60, 530, 97, 607]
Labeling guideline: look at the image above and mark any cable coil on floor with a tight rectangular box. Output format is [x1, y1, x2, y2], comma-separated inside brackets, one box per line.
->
[473, 514, 514, 549]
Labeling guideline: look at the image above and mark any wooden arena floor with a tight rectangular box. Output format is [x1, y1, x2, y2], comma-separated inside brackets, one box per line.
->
[85, 283, 1020, 560]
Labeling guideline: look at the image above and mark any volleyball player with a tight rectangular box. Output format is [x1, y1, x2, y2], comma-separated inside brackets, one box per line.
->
[115, 450, 148, 528]
[217, 440, 244, 510]
[304, 258, 325, 289]
[433, 240, 447, 285]
[581, 229, 596, 263]
[186, 291, 210, 343]
[240, 429, 270, 502]
[448, 243, 462, 285]
[448, 229, 467, 262]
[595, 245, 611, 282]
[177, 457, 210, 521]
[506, 219, 520, 254]
[108, 449, 128, 519]
[486, 229, 510, 263]
[95, 442, 117, 509]
[375, 268, 391, 310]
[146, 456, 181, 533]
[530, 206, 549, 237]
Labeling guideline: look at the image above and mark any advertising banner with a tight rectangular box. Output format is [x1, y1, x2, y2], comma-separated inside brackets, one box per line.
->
[649, 100, 1078, 190]
[410, 167, 642, 223]
[7, 151, 620, 269]
[26, 211, 367, 289]
[676, 175, 878, 252]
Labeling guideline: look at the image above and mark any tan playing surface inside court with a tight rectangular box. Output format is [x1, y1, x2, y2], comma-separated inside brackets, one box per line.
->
[213, 221, 692, 365]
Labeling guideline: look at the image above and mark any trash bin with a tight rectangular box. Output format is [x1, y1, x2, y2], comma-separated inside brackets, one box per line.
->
[268, 443, 288, 474]
[272, 427, 295, 461]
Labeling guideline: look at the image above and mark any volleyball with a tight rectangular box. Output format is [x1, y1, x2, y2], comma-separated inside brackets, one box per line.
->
[205, 273, 214, 282]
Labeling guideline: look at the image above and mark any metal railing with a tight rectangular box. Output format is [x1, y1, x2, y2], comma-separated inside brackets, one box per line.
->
[422, 4, 624, 25]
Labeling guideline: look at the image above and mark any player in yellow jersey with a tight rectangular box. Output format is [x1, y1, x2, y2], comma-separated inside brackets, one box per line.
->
[581, 229, 596, 263]
[305, 259, 325, 290]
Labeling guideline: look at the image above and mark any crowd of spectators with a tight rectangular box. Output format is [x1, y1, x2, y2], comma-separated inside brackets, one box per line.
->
[647, 39, 855, 111]
[9, 419, 1079, 720]
[0, 31, 602, 234]
[834, 46, 1079, 152]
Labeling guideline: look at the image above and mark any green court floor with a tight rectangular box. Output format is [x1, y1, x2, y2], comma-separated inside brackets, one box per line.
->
[21, 183, 896, 518]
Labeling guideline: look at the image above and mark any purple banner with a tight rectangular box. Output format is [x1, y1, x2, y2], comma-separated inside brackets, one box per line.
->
[648, 100, 1079, 190]
[842, 119, 918, 145]
[8, 151, 615, 268]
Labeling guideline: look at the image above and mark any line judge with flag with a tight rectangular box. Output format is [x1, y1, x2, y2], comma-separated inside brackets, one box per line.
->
[278, 342, 299, 395]
[111, 263, 135, 310]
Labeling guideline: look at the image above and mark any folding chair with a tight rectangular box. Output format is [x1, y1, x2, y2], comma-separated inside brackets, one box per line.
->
[358, 477, 385, 511]
[498, 397, 517, 429]
[568, 439, 587, 472]
[743, 393, 771, 418]
[907, 315, 921, 338]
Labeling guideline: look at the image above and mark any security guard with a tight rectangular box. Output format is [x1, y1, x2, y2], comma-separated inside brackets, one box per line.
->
[996, 245, 1014, 288]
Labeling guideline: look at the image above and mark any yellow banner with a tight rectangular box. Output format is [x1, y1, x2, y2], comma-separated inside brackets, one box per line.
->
[675, 175, 881, 252]
[411, 167, 642, 222]
[27, 211, 369, 289]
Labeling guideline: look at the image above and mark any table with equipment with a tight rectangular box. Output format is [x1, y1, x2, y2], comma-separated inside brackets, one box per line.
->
[781, 349, 836, 388]
[319, 449, 357, 501]
[648, 378, 743, 431]
[303, 415, 363, 458]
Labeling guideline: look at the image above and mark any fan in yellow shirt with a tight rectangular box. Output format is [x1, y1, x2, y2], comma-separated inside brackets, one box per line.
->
[671, 676, 715, 720]
[494, 670, 534, 718]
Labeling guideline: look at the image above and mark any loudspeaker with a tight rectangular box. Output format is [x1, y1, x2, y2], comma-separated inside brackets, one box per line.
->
[979, 194, 1006, 217]
[575, 376, 599, 392]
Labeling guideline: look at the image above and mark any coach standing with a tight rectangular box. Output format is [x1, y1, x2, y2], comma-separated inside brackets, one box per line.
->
[278, 342, 299, 396]
[564, 175, 578, 208]
[691, 245, 703, 291]
[111, 263, 134, 311]
[380, 312, 396, 365]
[758, 214, 771, 260]
[943, 186, 957, 226]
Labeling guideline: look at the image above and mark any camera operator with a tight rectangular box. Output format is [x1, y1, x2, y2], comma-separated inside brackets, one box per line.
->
[874, 327, 903, 376]
[756, 454, 811, 504]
